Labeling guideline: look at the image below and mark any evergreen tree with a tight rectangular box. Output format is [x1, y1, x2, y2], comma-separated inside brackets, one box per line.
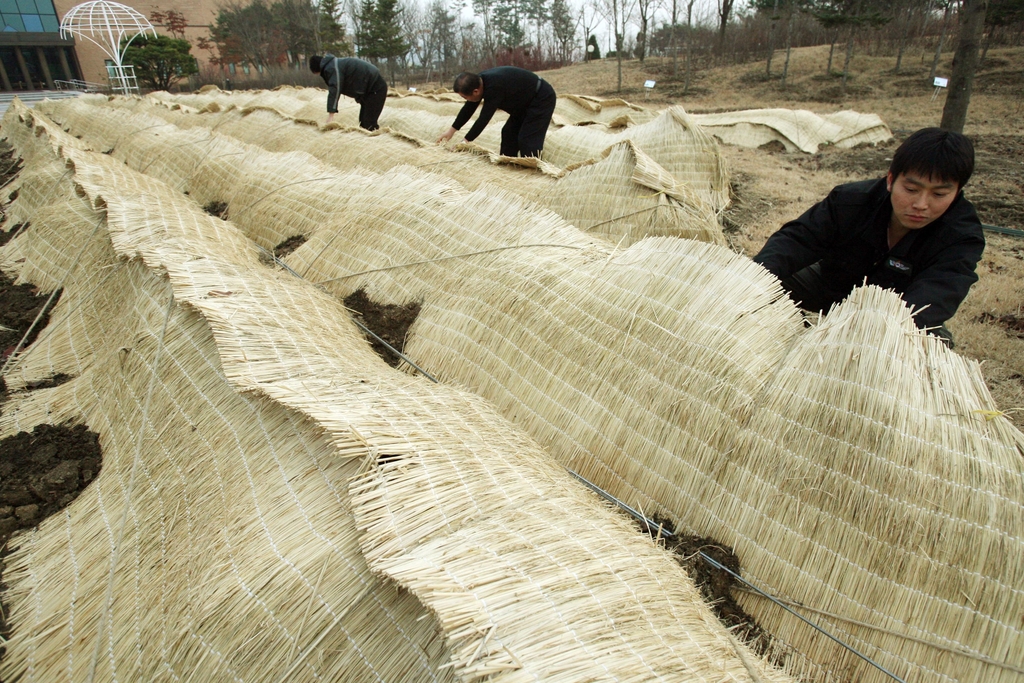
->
[357, 0, 408, 82]
[586, 33, 600, 59]
[317, 0, 352, 54]
[357, 0, 377, 54]
[122, 35, 198, 90]
[493, 0, 528, 49]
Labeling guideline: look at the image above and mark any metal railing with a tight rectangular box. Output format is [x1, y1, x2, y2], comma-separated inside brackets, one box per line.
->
[54, 79, 108, 93]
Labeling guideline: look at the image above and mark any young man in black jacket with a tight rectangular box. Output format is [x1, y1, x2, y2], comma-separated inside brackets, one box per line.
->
[753, 128, 984, 346]
[436, 66, 557, 158]
[309, 55, 388, 130]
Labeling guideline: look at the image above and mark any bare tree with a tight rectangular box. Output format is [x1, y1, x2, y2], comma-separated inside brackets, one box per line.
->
[764, 0, 780, 76]
[635, 0, 659, 61]
[669, 0, 679, 74]
[550, 0, 578, 62]
[941, 0, 988, 131]
[473, 0, 499, 65]
[717, 0, 736, 49]
[780, 0, 797, 85]
[580, 3, 599, 59]
[596, 0, 636, 89]
[683, 0, 698, 90]
[427, 0, 459, 85]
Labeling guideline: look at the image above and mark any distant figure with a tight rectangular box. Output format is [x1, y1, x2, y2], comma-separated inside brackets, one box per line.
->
[753, 127, 984, 347]
[437, 66, 557, 158]
[309, 54, 388, 131]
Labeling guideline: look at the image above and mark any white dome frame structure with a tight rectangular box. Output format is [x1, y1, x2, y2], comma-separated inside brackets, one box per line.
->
[59, 0, 157, 94]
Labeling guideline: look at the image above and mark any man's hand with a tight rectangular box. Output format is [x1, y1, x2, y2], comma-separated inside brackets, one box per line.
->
[437, 127, 457, 144]
[326, 112, 336, 124]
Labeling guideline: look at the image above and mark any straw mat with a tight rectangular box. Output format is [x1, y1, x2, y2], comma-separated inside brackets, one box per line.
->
[0, 99, 794, 682]
[691, 108, 892, 153]
[144, 89, 731, 215]
[8, 96, 1024, 683]
[38, 96, 723, 246]
[94, 100, 1023, 683]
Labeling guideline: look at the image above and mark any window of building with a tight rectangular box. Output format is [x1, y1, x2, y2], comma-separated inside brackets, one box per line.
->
[0, 0, 59, 32]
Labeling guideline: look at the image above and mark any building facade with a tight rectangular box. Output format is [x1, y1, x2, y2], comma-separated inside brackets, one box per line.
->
[1, 0, 220, 91]
[0, 0, 80, 90]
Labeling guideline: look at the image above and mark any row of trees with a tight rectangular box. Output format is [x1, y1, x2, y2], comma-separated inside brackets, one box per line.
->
[127, 0, 1022, 127]
[203, 0, 350, 70]
[154, 0, 1023, 87]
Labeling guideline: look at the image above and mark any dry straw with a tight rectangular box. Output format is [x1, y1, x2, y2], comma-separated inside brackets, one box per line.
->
[690, 108, 892, 153]
[40, 95, 722, 245]
[12, 93, 1024, 683]
[0, 99, 793, 682]
[143, 88, 731, 214]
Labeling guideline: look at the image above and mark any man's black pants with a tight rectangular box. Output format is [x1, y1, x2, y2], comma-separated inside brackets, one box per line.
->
[500, 79, 556, 158]
[357, 75, 388, 131]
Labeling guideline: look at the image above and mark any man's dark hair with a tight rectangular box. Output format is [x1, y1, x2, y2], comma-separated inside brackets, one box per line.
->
[453, 72, 481, 96]
[889, 127, 975, 188]
[309, 55, 323, 73]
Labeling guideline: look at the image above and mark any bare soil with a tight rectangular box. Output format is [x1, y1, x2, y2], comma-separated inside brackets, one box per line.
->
[642, 517, 777, 659]
[344, 289, 422, 367]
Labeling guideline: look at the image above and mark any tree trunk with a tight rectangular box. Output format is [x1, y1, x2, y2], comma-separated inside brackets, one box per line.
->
[781, 9, 794, 86]
[670, 0, 678, 76]
[930, 0, 954, 81]
[842, 26, 856, 90]
[683, 0, 695, 85]
[894, 5, 911, 72]
[766, 0, 779, 77]
[617, 49, 622, 90]
[979, 25, 994, 65]
[614, 0, 622, 92]
[717, 0, 734, 51]
[941, 0, 988, 132]
[827, 32, 837, 73]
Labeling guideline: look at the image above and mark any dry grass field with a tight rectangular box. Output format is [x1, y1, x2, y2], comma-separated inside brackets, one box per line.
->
[541, 45, 1024, 430]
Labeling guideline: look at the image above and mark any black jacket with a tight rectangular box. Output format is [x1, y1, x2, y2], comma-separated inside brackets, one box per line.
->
[318, 55, 383, 113]
[453, 66, 542, 141]
[753, 178, 985, 329]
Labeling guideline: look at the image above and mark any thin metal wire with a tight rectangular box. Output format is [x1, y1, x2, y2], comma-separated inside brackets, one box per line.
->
[698, 552, 908, 683]
[262, 246, 439, 383]
[314, 243, 586, 285]
[566, 468, 909, 683]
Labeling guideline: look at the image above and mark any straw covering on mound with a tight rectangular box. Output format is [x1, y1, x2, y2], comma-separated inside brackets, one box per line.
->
[37, 95, 724, 246]
[0, 99, 794, 682]
[145, 88, 732, 216]
[3, 90, 1023, 683]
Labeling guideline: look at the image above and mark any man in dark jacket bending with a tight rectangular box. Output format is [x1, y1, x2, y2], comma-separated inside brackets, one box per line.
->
[309, 55, 388, 130]
[753, 127, 984, 346]
[436, 66, 557, 158]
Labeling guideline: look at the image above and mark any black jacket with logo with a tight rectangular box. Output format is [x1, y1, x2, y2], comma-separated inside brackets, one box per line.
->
[318, 55, 383, 112]
[753, 178, 985, 329]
